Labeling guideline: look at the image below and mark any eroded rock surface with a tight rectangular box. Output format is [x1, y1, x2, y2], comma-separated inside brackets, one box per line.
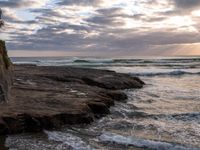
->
[0, 65, 144, 135]
[0, 40, 12, 102]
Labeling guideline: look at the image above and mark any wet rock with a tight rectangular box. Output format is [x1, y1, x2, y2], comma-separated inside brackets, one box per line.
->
[0, 40, 12, 102]
[0, 86, 5, 102]
[87, 102, 110, 114]
[82, 75, 143, 89]
[0, 65, 144, 135]
[102, 91, 128, 102]
[0, 118, 8, 134]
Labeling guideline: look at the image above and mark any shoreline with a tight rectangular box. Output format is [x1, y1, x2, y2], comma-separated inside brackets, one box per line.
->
[0, 65, 144, 135]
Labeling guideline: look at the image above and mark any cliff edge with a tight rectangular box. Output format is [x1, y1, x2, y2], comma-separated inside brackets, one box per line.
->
[0, 40, 12, 102]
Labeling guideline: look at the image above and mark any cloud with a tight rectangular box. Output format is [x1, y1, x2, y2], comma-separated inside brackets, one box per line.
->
[163, 0, 200, 15]
[1, 0, 200, 56]
[57, 0, 103, 6]
[0, 0, 48, 8]
[173, 0, 200, 9]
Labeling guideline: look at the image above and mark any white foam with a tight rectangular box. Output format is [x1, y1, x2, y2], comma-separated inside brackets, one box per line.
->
[45, 130, 94, 150]
[13, 61, 38, 65]
[99, 132, 199, 150]
[130, 70, 200, 77]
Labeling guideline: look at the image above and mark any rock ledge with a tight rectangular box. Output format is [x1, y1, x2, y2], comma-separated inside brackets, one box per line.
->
[0, 65, 144, 135]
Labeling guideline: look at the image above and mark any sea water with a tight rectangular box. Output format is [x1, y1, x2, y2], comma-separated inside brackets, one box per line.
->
[5, 56, 200, 150]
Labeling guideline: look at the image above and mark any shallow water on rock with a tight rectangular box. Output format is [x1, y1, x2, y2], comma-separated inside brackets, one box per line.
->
[5, 57, 200, 150]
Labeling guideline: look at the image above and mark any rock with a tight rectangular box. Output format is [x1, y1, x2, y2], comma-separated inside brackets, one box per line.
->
[82, 75, 143, 89]
[87, 102, 110, 114]
[0, 40, 12, 102]
[0, 65, 144, 135]
[102, 91, 128, 102]
[0, 118, 8, 134]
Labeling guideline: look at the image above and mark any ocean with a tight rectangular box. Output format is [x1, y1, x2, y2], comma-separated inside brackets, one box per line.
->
[5, 56, 200, 150]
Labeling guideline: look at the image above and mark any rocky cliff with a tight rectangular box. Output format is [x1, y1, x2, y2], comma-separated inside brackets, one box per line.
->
[0, 40, 12, 102]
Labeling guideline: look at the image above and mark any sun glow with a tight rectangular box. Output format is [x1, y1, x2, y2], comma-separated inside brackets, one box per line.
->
[168, 16, 195, 28]
[174, 43, 200, 55]
[192, 10, 200, 17]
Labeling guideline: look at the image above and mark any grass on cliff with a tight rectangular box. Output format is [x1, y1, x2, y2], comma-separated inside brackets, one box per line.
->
[0, 40, 11, 69]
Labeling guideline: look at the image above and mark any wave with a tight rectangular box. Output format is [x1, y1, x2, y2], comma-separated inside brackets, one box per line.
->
[73, 58, 200, 64]
[13, 61, 38, 65]
[11, 57, 200, 70]
[99, 132, 199, 150]
[45, 130, 93, 150]
[147, 112, 200, 123]
[73, 60, 90, 63]
[130, 70, 200, 77]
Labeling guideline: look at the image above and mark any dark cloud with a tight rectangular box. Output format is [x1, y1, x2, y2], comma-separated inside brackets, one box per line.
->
[97, 8, 125, 16]
[0, 0, 39, 8]
[164, 0, 200, 15]
[86, 16, 125, 27]
[173, 0, 200, 9]
[57, 0, 102, 6]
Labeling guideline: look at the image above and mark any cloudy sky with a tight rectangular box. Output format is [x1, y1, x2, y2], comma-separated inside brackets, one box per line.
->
[0, 0, 200, 57]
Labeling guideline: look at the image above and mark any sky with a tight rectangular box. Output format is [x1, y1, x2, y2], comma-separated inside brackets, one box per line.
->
[0, 0, 200, 57]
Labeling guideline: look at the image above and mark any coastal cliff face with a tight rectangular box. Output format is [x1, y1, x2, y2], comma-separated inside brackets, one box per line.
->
[0, 40, 12, 102]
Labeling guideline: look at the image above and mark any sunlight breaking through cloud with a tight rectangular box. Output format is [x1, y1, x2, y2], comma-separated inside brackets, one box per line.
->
[0, 0, 200, 56]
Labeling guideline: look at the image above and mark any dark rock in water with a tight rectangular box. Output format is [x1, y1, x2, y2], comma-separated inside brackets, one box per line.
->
[0, 40, 12, 102]
[102, 91, 128, 102]
[0, 65, 144, 135]
[0, 86, 5, 102]
[0, 135, 7, 150]
[87, 102, 110, 114]
[0, 118, 8, 134]
[82, 75, 143, 89]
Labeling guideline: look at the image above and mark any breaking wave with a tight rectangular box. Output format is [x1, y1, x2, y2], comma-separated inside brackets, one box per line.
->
[45, 130, 93, 150]
[130, 70, 200, 77]
[99, 132, 199, 150]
